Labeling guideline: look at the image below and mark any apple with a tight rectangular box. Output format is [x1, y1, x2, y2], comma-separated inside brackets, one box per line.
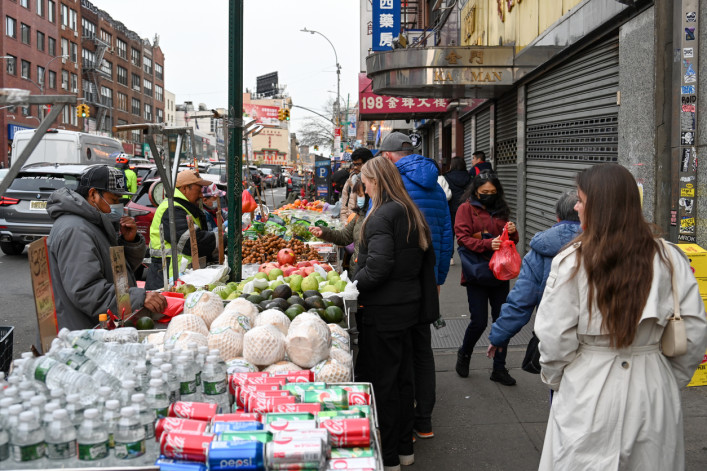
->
[278, 248, 296, 266]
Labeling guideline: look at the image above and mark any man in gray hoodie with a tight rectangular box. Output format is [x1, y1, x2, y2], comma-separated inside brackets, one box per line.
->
[47, 165, 166, 331]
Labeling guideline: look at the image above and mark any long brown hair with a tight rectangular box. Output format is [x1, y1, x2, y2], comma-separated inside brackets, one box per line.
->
[574, 164, 668, 348]
[360, 157, 431, 251]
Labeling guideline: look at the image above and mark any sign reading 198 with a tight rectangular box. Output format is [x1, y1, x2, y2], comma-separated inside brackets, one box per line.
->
[361, 96, 385, 110]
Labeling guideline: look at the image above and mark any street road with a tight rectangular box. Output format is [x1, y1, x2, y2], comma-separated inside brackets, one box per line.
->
[0, 185, 287, 361]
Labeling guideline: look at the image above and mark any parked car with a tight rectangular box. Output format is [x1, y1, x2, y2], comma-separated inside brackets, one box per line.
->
[134, 164, 157, 186]
[286, 173, 305, 199]
[0, 168, 9, 184]
[260, 168, 277, 188]
[260, 164, 284, 186]
[0, 164, 89, 255]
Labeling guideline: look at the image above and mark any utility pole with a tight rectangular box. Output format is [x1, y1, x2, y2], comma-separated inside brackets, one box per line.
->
[228, 1, 244, 281]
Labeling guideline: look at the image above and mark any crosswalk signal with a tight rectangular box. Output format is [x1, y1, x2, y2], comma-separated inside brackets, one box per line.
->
[277, 108, 285, 121]
[284, 109, 290, 121]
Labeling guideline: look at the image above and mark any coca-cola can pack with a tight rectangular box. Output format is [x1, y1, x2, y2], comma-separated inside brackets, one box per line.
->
[160, 432, 214, 462]
[272, 370, 315, 382]
[212, 412, 262, 423]
[319, 419, 370, 447]
[169, 402, 219, 422]
[155, 418, 210, 441]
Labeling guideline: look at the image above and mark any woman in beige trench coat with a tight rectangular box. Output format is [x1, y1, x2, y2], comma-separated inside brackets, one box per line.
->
[535, 164, 707, 470]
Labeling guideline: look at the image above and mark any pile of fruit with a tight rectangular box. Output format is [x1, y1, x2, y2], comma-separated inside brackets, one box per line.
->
[276, 199, 328, 212]
[242, 234, 321, 264]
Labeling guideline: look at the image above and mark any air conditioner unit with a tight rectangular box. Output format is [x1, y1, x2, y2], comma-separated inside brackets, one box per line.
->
[62, 84, 67, 90]
[61, 58, 66, 64]
[61, 25, 66, 30]
[72, 87, 78, 93]
[73, 31, 78, 38]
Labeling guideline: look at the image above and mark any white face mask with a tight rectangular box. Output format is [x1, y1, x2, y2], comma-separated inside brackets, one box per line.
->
[356, 196, 366, 208]
[98, 194, 123, 222]
[207, 200, 218, 210]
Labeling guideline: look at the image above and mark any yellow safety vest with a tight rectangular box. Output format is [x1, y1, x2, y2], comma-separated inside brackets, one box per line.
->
[149, 188, 204, 277]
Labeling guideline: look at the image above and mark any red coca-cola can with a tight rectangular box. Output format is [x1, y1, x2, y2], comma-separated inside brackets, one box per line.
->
[169, 402, 219, 422]
[160, 431, 214, 462]
[347, 391, 371, 406]
[212, 412, 262, 423]
[229, 372, 269, 396]
[319, 419, 370, 447]
[239, 384, 280, 408]
[272, 370, 315, 382]
[275, 402, 322, 414]
[249, 395, 296, 414]
[155, 417, 209, 441]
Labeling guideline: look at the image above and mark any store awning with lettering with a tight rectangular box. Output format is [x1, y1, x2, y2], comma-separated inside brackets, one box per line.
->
[366, 46, 561, 98]
[358, 73, 456, 120]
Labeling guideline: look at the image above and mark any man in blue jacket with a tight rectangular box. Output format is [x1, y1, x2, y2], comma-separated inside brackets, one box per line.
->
[486, 190, 581, 360]
[379, 132, 454, 442]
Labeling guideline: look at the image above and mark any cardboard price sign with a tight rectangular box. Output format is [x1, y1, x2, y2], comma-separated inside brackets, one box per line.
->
[110, 246, 132, 322]
[28, 238, 57, 352]
[187, 215, 200, 269]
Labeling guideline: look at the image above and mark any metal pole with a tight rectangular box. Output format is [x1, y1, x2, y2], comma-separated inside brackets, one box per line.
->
[228, 0, 244, 281]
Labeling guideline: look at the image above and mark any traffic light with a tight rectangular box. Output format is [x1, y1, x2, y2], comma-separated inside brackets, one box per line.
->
[284, 109, 290, 121]
[277, 108, 285, 121]
[76, 104, 89, 118]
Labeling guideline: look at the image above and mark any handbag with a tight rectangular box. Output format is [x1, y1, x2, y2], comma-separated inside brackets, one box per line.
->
[661, 240, 688, 357]
[458, 245, 504, 287]
[521, 331, 541, 374]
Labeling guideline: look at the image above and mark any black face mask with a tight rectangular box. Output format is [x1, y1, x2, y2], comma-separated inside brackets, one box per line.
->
[477, 193, 498, 208]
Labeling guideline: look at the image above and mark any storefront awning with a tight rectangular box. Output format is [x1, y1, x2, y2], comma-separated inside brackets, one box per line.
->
[366, 46, 562, 98]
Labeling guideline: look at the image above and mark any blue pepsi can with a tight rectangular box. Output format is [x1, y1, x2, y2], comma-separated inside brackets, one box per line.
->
[211, 421, 264, 434]
[207, 441, 265, 470]
[155, 456, 208, 471]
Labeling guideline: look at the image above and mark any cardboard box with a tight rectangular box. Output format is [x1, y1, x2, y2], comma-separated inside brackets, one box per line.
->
[695, 277, 707, 296]
[678, 244, 707, 278]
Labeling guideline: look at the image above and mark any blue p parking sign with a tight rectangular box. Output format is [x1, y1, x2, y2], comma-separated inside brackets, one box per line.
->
[318, 167, 328, 179]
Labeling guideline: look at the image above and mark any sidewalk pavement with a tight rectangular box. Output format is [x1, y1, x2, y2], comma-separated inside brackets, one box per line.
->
[410, 253, 707, 470]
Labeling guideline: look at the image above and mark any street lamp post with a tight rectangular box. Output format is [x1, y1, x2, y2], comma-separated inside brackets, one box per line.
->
[300, 28, 341, 138]
[35, 55, 70, 118]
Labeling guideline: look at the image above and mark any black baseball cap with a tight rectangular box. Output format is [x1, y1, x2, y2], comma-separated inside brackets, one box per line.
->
[78, 165, 134, 195]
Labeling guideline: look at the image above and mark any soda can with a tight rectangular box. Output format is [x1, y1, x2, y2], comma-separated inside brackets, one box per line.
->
[213, 413, 262, 423]
[272, 370, 315, 383]
[302, 388, 348, 410]
[212, 421, 264, 434]
[169, 402, 219, 422]
[274, 402, 321, 414]
[244, 376, 287, 387]
[339, 384, 371, 394]
[266, 419, 318, 433]
[207, 441, 265, 471]
[347, 391, 371, 406]
[246, 391, 292, 413]
[273, 430, 331, 455]
[348, 405, 371, 418]
[154, 456, 208, 471]
[239, 384, 281, 408]
[330, 447, 375, 458]
[156, 418, 210, 441]
[264, 413, 314, 424]
[326, 457, 377, 469]
[319, 419, 370, 447]
[265, 439, 325, 470]
[216, 431, 273, 443]
[281, 382, 327, 399]
[228, 372, 269, 396]
[160, 432, 214, 462]
[249, 396, 296, 414]
[317, 410, 365, 423]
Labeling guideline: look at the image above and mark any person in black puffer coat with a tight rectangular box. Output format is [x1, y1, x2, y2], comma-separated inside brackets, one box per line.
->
[444, 157, 472, 238]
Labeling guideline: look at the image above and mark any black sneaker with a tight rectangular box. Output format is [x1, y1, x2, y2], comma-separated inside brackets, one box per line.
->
[490, 368, 517, 386]
[455, 350, 471, 378]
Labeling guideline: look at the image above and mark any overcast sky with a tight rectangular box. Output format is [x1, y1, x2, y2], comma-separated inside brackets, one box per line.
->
[95, 0, 361, 135]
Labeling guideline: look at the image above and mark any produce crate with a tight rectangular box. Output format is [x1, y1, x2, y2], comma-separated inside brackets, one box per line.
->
[0, 326, 13, 376]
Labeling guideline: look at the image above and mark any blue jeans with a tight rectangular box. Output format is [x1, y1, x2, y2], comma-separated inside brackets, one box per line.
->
[460, 282, 510, 370]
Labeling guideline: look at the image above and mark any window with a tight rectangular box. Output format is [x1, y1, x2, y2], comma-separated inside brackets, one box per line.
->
[131, 97, 141, 116]
[131, 47, 140, 67]
[61, 69, 68, 90]
[21, 60, 30, 79]
[82, 79, 95, 102]
[60, 4, 68, 27]
[116, 38, 126, 59]
[81, 48, 95, 68]
[117, 92, 127, 111]
[144, 103, 152, 121]
[62, 105, 77, 126]
[132, 73, 140, 91]
[69, 9, 77, 31]
[155, 84, 163, 102]
[116, 65, 127, 86]
[21, 23, 30, 45]
[82, 19, 95, 39]
[48, 36, 56, 56]
[70, 42, 77, 63]
[143, 79, 152, 97]
[22, 105, 30, 116]
[37, 66, 45, 87]
[48, 0, 55, 23]
[100, 29, 111, 46]
[48, 70, 56, 89]
[37, 31, 45, 51]
[101, 86, 112, 107]
[101, 59, 112, 78]
[61, 37, 68, 57]
[155, 63, 163, 81]
[21, 0, 29, 9]
[157, 108, 164, 123]
[143, 56, 152, 75]
[70, 73, 77, 92]
[6, 16, 16, 39]
[37, 0, 45, 17]
[6, 55, 16, 75]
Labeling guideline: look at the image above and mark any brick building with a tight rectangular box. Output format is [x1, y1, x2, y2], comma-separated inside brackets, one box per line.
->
[0, 0, 165, 167]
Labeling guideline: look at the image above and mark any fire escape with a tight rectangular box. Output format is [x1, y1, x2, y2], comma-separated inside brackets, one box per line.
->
[402, 1, 421, 31]
[82, 32, 111, 132]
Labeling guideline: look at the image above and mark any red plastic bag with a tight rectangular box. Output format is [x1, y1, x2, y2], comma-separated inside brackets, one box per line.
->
[242, 190, 257, 213]
[158, 296, 185, 323]
[489, 224, 521, 281]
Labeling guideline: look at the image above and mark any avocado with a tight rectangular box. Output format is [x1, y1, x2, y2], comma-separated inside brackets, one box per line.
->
[285, 304, 305, 320]
[304, 296, 326, 310]
[303, 290, 321, 299]
[287, 296, 306, 307]
[324, 306, 344, 324]
[315, 308, 328, 321]
[240, 293, 250, 298]
[247, 294, 265, 305]
[272, 284, 293, 300]
[259, 300, 271, 310]
[322, 299, 334, 308]
[266, 298, 290, 312]
[328, 295, 344, 309]
[256, 304, 264, 312]
[260, 289, 273, 300]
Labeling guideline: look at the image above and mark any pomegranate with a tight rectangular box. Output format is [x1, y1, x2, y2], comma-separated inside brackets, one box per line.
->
[277, 248, 296, 265]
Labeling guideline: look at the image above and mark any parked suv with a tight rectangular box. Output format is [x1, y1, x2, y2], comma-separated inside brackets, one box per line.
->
[0, 164, 89, 255]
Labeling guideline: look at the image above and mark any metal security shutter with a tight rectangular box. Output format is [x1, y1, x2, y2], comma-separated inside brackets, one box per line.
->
[494, 90, 518, 220]
[475, 108, 491, 158]
[524, 36, 619, 251]
[463, 118, 473, 168]
[433, 125, 440, 160]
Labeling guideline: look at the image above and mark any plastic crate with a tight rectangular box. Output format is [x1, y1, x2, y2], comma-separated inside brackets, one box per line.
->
[0, 326, 14, 376]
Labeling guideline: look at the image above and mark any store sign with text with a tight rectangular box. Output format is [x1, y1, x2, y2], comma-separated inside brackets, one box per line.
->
[371, 0, 400, 51]
[359, 73, 450, 118]
[243, 103, 280, 126]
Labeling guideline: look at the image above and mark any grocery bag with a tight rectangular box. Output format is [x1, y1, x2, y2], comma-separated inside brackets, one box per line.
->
[242, 190, 258, 212]
[489, 224, 521, 281]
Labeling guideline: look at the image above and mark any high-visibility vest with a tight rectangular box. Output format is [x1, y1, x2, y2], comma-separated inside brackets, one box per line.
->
[149, 188, 203, 277]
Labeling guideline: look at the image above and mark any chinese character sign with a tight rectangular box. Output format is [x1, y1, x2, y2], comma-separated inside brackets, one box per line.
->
[372, 0, 400, 51]
[358, 73, 450, 116]
[243, 103, 280, 126]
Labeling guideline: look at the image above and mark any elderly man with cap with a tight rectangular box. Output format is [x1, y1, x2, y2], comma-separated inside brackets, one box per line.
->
[46, 165, 167, 332]
[377, 131, 454, 442]
[145, 169, 219, 290]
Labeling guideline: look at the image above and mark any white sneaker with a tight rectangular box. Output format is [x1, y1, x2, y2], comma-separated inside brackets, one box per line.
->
[399, 454, 415, 466]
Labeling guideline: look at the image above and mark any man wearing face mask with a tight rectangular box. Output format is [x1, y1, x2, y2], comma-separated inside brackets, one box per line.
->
[46, 165, 167, 332]
[202, 183, 226, 232]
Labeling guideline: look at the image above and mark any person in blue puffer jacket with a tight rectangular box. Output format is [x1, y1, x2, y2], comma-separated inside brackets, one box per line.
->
[486, 190, 581, 359]
[377, 131, 453, 441]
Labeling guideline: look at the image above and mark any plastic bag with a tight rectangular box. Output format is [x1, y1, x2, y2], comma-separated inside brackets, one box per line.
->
[489, 224, 521, 281]
[242, 190, 258, 213]
[159, 296, 185, 323]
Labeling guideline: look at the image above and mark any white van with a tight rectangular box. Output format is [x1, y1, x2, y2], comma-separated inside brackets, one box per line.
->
[11, 129, 125, 167]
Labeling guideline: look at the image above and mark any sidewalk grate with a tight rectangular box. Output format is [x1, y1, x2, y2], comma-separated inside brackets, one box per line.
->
[431, 315, 536, 350]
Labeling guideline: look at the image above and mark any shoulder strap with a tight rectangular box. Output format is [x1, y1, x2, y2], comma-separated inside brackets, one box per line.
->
[660, 239, 681, 320]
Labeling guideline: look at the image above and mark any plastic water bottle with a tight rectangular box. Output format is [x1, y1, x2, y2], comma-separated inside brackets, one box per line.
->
[51, 348, 122, 389]
[20, 390, 35, 405]
[0, 398, 14, 429]
[103, 400, 121, 449]
[201, 355, 229, 413]
[65, 393, 86, 428]
[45, 409, 77, 460]
[77, 408, 109, 462]
[145, 379, 170, 419]
[135, 365, 148, 392]
[23, 356, 97, 404]
[6, 405, 23, 433]
[114, 407, 145, 460]
[29, 395, 46, 422]
[11, 411, 45, 462]
[175, 355, 199, 402]
[0, 422, 9, 462]
[130, 393, 155, 440]
[2, 386, 20, 405]
[42, 402, 60, 429]
[96, 386, 113, 414]
[49, 388, 66, 408]
[160, 364, 180, 404]
[118, 380, 138, 408]
[57, 328, 143, 379]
